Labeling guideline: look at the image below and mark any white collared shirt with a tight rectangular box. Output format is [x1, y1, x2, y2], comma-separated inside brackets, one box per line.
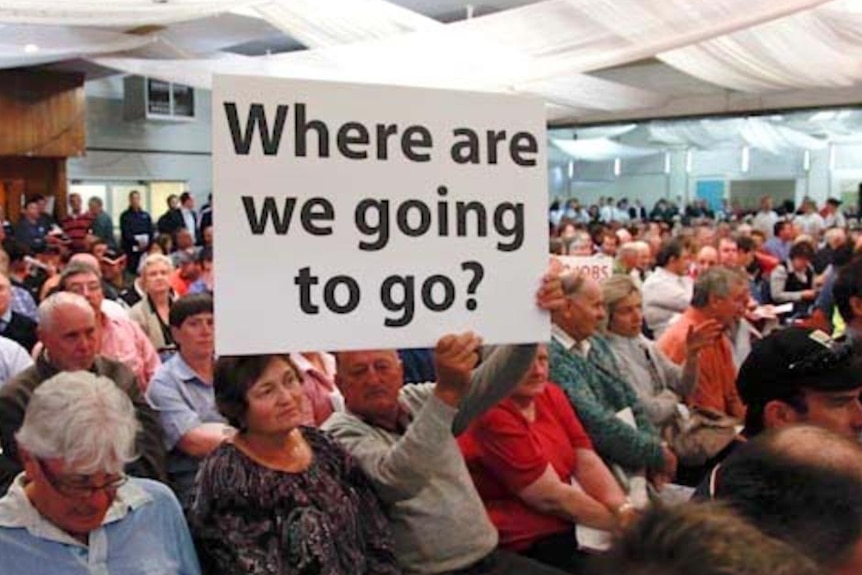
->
[551, 324, 591, 357]
[0, 474, 201, 575]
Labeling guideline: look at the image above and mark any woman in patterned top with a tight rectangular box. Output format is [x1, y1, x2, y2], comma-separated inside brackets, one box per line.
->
[190, 354, 401, 575]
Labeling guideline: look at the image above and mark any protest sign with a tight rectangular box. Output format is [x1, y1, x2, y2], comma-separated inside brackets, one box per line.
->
[213, 75, 547, 354]
[554, 255, 614, 283]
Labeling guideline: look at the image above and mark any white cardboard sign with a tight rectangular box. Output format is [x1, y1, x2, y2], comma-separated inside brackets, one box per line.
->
[213, 75, 547, 354]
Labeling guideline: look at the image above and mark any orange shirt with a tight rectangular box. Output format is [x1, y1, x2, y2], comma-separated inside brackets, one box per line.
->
[170, 270, 193, 297]
[657, 308, 746, 420]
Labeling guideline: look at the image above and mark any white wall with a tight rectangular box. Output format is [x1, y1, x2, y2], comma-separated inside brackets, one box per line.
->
[68, 76, 212, 206]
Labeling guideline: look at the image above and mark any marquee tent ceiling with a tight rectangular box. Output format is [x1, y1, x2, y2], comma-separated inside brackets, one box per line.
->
[4, 0, 862, 126]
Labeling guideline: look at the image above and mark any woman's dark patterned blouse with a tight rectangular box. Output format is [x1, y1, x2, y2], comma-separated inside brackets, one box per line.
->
[190, 427, 402, 575]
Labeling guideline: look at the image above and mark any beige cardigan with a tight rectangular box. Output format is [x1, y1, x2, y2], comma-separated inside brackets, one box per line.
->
[130, 296, 174, 352]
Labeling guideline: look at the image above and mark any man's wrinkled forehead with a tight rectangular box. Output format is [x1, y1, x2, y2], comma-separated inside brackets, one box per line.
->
[337, 349, 400, 369]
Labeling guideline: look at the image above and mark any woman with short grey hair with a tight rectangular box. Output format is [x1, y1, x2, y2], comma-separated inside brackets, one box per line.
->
[601, 275, 721, 427]
[130, 253, 177, 359]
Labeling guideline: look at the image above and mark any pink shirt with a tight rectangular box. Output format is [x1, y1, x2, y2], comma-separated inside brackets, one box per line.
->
[290, 352, 342, 426]
[100, 314, 161, 392]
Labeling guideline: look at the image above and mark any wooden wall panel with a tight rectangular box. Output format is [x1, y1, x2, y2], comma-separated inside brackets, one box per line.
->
[0, 70, 85, 158]
[0, 157, 66, 223]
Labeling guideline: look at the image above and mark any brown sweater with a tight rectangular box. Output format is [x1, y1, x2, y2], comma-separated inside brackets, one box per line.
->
[0, 354, 167, 494]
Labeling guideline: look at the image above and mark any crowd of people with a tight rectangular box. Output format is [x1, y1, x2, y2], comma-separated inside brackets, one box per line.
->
[0, 189, 859, 575]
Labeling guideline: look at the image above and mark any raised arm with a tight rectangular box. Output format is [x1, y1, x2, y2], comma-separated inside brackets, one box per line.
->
[451, 274, 565, 434]
[324, 384, 457, 503]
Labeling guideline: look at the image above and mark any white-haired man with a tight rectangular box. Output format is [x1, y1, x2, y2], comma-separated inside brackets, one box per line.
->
[0, 371, 200, 574]
[0, 292, 165, 493]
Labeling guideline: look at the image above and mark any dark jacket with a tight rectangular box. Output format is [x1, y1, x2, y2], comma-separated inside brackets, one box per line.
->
[119, 208, 154, 255]
[0, 354, 167, 494]
[157, 208, 185, 238]
[0, 312, 38, 353]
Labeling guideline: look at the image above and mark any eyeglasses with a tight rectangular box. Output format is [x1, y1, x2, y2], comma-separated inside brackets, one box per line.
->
[787, 341, 854, 376]
[36, 458, 127, 498]
[66, 282, 103, 295]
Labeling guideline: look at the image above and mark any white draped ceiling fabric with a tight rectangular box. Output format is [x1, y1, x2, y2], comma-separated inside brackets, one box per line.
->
[7, 0, 862, 155]
[647, 118, 828, 153]
[659, 2, 862, 91]
[85, 0, 837, 118]
[0, 25, 154, 69]
[0, 0, 260, 26]
[552, 138, 661, 161]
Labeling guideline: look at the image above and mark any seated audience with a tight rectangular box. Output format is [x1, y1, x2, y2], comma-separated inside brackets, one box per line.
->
[0, 371, 200, 574]
[14, 197, 48, 253]
[737, 235, 773, 304]
[323, 275, 567, 575]
[765, 220, 794, 262]
[814, 227, 848, 274]
[641, 238, 694, 337]
[794, 198, 825, 238]
[833, 255, 862, 344]
[0, 292, 165, 493]
[823, 198, 846, 229]
[717, 237, 739, 268]
[770, 241, 817, 318]
[0, 251, 38, 322]
[62, 253, 129, 318]
[170, 228, 198, 267]
[692, 327, 862, 496]
[200, 224, 213, 248]
[459, 344, 630, 572]
[170, 251, 201, 297]
[60, 192, 93, 253]
[0, 273, 37, 353]
[596, 502, 822, 575]
[130, 254, 177, 358]
[146, 294, 227, 509]
[694, 245, 718, 276]
[191, 354, 400, 575]
[0, 336, 32, 389]
[614, 242, 646, 288]
[187, 247, 213, 295]
[735, 328, 862, 443]
[99, 246, 132, 295]
[548, 274, 676, 484]
[326, 336, 565, 575]
[59, 262, 160, 390]
[290, 351, 342, 426]
[658, 267, 748, 420]
[752, 196, 779, 238]
[603, 275, 722, 427]
[712, 425, 862, 575]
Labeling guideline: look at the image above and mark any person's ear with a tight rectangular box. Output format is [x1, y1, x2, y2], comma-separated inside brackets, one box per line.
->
[763, 399, 803, 429]
[18, 447, 38, 480]
[849, 295, 862, 320]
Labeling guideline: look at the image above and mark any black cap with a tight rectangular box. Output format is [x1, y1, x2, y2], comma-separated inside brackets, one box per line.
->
[827, 198, 843, 206]
[102, 247, 123, 261]
[737, 327, 862, 406]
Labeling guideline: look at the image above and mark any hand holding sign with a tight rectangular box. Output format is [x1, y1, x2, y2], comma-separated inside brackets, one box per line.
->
[433, 331, 483, 408]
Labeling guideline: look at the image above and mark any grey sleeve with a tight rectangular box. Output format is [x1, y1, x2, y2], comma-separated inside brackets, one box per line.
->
[323, 393, 457, 504]
[451, 343, 537, 436]
[654, 346, 693, 397]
